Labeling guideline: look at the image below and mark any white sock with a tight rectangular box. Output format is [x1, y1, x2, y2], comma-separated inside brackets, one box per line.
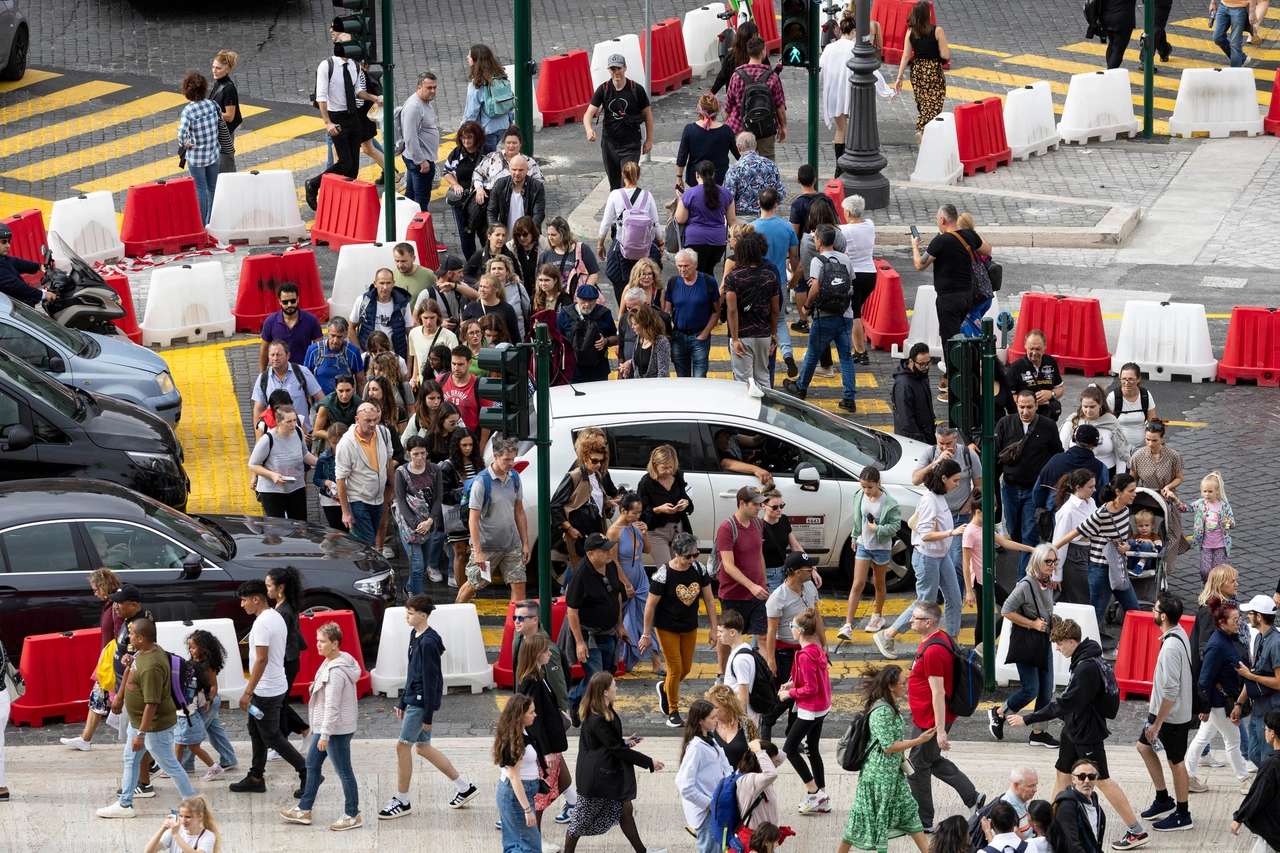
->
[454, 776, 471, 793]
[564, 785, 578, 806]
[395, 791, 409, 803]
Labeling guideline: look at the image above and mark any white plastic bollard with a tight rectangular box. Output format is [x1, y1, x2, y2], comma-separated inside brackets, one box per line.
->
[1003, 81, 1062, 160]
[329, 241, 398, 321]
[590, 35, 647, 90]
[1168, 67, 1263, 139]
[910, 114, 963, 185]
[503, 65, 544, 130]
[206, 169, 308, 246]
[369, 606, 412, 698]
[684, 4, 727, 79]
[1111, 300, 1219, 382]
[154, 618, 247, 705]
[1058, 68, 1140, 145]
[430, 603, 495, 694]
[895, 283, 941, 357]
[995, 602, 1101, 688]
[376, 194, 424, 244]
[48, 191, 125, 266]
[141, 262, 235, 348]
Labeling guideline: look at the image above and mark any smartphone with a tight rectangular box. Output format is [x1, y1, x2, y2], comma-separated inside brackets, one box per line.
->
[280, 476, 296, 482]
[625, 735, 644, 748]
[865, 514, 876, 524]
[910, 225, 921, 241]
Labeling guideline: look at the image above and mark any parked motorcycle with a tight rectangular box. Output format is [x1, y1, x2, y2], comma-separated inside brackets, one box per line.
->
[41, 232, 126, 336]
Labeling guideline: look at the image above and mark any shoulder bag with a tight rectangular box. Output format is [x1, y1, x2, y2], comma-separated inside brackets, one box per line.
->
[1005, 578, 1051, 666]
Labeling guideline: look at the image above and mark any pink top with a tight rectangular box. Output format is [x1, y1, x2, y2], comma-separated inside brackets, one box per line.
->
[962, 523, 983, 585]
[789, 643, 832, 714]
[1202, 502, 1227, 548]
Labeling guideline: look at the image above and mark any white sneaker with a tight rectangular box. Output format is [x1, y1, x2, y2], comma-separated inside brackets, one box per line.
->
[60, 736, 91, 751]
[873, 630, 898, 660]
[267, 749, 281, 761]
[836, 623, 854, 641]
[97, 802, 136, 819]
[427, 566, 444, 583]
[1242, 777, 1255, 794]
[202, 764, 225, 782]
[447, 574, 458, 589]
[542, 842, 563, 853]
[1187, 775, 1209, 793]
[865, 613, 886, 632]
[381, 545, 396, 559]
[798, 792, 824, 814]
[1246, 760, 1259, 774]
[1206, 751, 1227, 767]
[329, 813, 362, 831]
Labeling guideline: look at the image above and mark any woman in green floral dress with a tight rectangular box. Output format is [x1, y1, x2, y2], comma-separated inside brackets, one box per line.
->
[839, 664, 936, 853]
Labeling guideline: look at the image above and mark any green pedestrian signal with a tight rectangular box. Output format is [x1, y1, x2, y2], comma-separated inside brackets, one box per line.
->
[780, 0, 814, 68]
[478, 344, 532, 439]
[332, 0, 377, 64]
[946, 336, 981, 437]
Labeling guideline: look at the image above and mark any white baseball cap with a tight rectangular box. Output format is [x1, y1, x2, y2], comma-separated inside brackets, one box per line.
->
[1239, 594, 1278, 616]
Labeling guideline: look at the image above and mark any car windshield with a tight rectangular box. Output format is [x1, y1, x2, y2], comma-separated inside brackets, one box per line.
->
[143, 498, 230, 560]
[1, 351, 80, 420]
[9, 299, 89, 356]
[757, 389, 896, 470]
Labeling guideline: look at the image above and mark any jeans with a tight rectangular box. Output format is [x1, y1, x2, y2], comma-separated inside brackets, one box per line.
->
[1214, 5, 1250, 67]
[298, 732, 359, 816]
[452, 207, 478, 259]
[120, 724, 196, 807]
[182, 694, 237, 772]
[401, 528, 436, 595]
[797, 314, 856, 402]
[1001, 483, 1038, 578]
[568, 636, 617, 706]
[188, 161, 220, 225]
[907, 720, 978, 828]
[672, 330, 711, 378]
[403, 157, 435, 211]
[891, 549, 963, 638]
[776, 280, 793, 359]
[348, 501, 383, 545]
[1088, 562, 1141, 629]
[1249, 710, 1275, 767]
[497, 776, 542, 853]
[765, 566, 786, 593]
[949, 512, 970, 588]
[248, 692, 307, 778]
[1004, 646, 1054, 717]
[695, 814, 719, 853]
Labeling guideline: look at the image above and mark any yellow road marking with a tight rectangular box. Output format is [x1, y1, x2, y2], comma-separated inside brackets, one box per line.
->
[472, 596, 918, 619]
[0, 69, 62, 93]
[0, 191, 56, 218]
[0, 92, 189, 163]
[1001, 54, 1182, 93]
[949, 44, 1012, 58]
[0, 81, 129, 125]
[1157, 28, 1280, 61]
[939, 74, 1177, 114]
[1062, 40, 1276, 81]
[948, 67, 1069, 95]
[814, 397, 891, 414]
[1164, 420, 1208, 428]
[705, 368, 878, 389]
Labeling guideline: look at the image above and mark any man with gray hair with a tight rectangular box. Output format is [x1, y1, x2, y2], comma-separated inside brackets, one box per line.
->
[783, 223, 857, 411]
[999, 764, 1040, 837]
[724, 131, 785, 220]
[617, 286, 650, 377]
[663, 248, 721, 378]
[456, 436, 530, 606]
[336, 401, 393, 544]
[304, 317, 366, 395]
[910, 203, 992, 346]
[400, 72, 440, 211]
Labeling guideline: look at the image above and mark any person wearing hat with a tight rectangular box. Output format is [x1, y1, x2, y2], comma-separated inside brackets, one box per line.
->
[556, 282, 617, 383]
[414, 255, 478, 332]
[582, 53, 655, 191]
[0, 222, 51, 308]
[1239, 593, 1280, 768]
[100, 584, 159, 797]
[1033, 423, 1109, 517]
[563, 531, 629, 719]
[761, 550, 824, 741]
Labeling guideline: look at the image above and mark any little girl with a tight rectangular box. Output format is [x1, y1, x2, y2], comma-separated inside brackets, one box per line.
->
[962, 491, 1033, 651]
[182, 630, 236, 780]
[1192, 471, 1235, 583]
[1127, 509, 1163, 579]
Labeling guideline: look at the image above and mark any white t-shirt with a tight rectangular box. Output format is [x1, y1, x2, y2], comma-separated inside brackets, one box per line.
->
[1114, 389, 1155, 453]
[725, 641, 759, 724]
[349, 295, 413, 333]
[857, 493, 885, 550]
[407, 325, 459, 375]
[507, 192, 525, 233]
[160, 828, 216, 853]
[840, 219, 876, 273]
[249, 607, 289, 698]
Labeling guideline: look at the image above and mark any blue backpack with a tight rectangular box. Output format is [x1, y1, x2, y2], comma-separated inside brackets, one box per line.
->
[708, 772, 767, 852]
[168, 652, 200, 718]
[458, 468, 521, 516]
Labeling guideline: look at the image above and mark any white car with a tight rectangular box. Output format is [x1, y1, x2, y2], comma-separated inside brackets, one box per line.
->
[515, 378, 931, 590]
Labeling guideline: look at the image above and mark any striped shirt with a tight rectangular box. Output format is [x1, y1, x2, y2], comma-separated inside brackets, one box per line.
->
[1076, 502, 1130, 566]
[177, 99, 222, 168]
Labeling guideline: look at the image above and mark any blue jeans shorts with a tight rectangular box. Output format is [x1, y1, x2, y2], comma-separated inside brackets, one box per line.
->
[397, 704, 435, 746]
[855, 543, 891, 565]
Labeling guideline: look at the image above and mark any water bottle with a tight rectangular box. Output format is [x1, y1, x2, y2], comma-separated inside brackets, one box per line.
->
[248, 703, 265, 720]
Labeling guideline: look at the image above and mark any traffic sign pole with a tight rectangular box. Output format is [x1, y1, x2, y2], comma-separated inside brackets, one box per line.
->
[514, 0, 534, 155]
[808, 0, 819, 169]
[980, 318, 996, 689]
[1143, 0, 1154, 138]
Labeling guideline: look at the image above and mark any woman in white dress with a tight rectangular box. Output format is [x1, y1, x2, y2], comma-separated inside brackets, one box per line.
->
[819, 2, 888, 169]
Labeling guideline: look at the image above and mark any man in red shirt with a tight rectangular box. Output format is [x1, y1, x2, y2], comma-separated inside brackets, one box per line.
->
[906, 601, 983, 831]
[442, 345, 490, 440]
[716, 485, 768, 679]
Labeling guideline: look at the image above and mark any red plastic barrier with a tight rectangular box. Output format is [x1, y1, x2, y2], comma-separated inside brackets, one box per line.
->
[754, 0, 782, 54]
[3, 208, 47, 286]
[1266, 68, 1280, 136]
[291, 610, 372, 702]
[233, 248, 328, 333]
[102, 271, 143, 344]
[824, 179, 847, 223]
[954, 97, 1012, 176]
[120, 177, 208, 257]
[641, 18, 694, 95]
[310, 174, 380, 250]
[405, 212, 441, 274]
[538, 50, 594, 127]
[494, 597, 626, 689]
[874, 0, 934, 65]
[9, 628, 101, 727]
[1114, 611, 1195, 700]
[1006, 293, 1111, 376]
[862, 260, 909, 351]
[1219, 306, 1280, 386]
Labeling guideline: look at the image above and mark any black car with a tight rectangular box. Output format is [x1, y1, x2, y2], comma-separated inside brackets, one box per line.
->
[0, 348, 188, 510]
[0, 479, 396, 658]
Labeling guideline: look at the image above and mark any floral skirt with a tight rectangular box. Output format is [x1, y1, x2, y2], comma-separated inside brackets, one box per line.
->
[567, 796, 622, 837]
[534, 752, 564, 812]
[910, 59, 947, 131]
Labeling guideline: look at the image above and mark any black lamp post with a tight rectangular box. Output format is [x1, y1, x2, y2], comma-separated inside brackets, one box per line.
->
[837, 0, 890, 209]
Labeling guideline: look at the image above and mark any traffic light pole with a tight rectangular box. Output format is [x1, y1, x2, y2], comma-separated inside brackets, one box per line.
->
[980, 317, 996, 689]
[534, 324, 553, 634]
[1142, 0, 1154, 138]
[514, 0, 534, 156]
[380, 0, 396, 241]
[807, 0, 819, 169]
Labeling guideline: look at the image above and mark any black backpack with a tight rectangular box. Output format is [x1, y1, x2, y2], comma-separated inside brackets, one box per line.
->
[736, 66, 778, 139]
[1110, 386, 1150, 421]
[810, 254, 853, 316]
[259, 364, 308, 400]
[731, 646, 780, 719]
[967, 797, 1005, 851]
[836, 701, 883, 771]
[568, 310, 603, 368]
[919, 634, 984, 717]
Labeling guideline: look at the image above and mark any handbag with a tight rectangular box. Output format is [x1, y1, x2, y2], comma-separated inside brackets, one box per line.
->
[997, 437, 1027, 467]
[1006, 578, 1052, 666]
[446, 185, 469, 208]
[2, 644, 23, 699]
[951, 232, 993, 302]
[985, 260, 1003, 292]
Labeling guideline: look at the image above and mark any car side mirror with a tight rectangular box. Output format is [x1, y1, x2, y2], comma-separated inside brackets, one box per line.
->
[795, 462, 819, 492]
[181, 551, 203, 580]
[4, 424, 34, 452]
[46, 355, 65, 374]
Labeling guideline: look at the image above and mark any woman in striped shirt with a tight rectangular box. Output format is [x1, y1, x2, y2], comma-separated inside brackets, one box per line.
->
[1052, 473, 1141, 639]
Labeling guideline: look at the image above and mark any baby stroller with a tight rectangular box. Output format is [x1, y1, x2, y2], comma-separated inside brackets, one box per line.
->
[1105, 485, 1170, 627]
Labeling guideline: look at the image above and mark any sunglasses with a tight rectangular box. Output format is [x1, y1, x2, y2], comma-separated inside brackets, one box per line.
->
[279, 298, 298, 305]
[681, 552, 701, 559]
[1043, 558, 1059, 565]
[512, 615, 528, 622]
[1073, 772, 1098, 781]
[767, 502, 785, 510]
[589, 457, 605, 464]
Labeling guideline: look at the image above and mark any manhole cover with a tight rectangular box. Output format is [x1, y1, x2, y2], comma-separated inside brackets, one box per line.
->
[1199, 276, 1247, 289]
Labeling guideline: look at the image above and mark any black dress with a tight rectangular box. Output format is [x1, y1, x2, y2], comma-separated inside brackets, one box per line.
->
[570, 710, 655, 837]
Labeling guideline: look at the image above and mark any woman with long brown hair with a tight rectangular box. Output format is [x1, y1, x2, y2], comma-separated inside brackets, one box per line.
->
[463, 44, 514, 150]
[60, 567, 123, 751]
[619, 303, 671, 379]
[533, 263, 571, 313]
[492, 693, 542, 853]
[516, 635, 573, 832]
[1128, 418, 1189, 574]
[402, 378, 442, 444]
[370, 351, 414, 427]
[1060, 385, 1130, 475]
[892, 0, 950, 143]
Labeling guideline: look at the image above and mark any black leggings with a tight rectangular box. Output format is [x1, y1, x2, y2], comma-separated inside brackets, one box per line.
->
[281, 657, 310, 737]
[563, 800, 647, 853]
[688, 243, 726, 277]
[783, 713, 826, 789]
[259, 489, 308, 521]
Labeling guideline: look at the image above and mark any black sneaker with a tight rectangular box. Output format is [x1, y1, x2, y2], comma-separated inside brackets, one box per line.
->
[116, 783, 155, 798]
[570, 704, 580, 728]
[785, 355, 798, 378]
[790, 320, 810, 333]
[656, 681, 670, 716]
[988, 708, 1005, 741]
[378, 798, 412, 820]
[229, 775, 266, 793]
[305, 179, 319, 211]
[837, 399, 857, 413]
[293, 774, 317, 799]
[854, 350, 871, 365]
[148, 760, 160, 775]
[449, 784, 479, 809]
[1140, 796, 1175, 819]
[1111, 830, 1150, 849]
[782, 378, 806, 400]
[1028, 730, 1060, 749]
[666, 711, 684, 728]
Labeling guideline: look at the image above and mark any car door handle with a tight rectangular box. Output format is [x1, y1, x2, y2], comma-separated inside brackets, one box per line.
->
[0, 587, 17, 597]
[718, 491, 739, 498]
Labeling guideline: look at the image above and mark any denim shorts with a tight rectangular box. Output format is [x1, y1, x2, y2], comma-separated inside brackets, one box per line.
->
[855, 543, 892, 565]
[397, 704, 435, 745]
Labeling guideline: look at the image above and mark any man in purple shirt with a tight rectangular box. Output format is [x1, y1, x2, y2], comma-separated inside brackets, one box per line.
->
[258, 282, 323, 371]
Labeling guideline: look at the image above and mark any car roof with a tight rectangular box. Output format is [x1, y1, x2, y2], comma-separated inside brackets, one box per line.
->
[548, 378, 762, 422]
[0, 479, 149, 523]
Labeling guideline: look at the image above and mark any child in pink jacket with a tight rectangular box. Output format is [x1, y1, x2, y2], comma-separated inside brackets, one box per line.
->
[778, 607, 832, 815]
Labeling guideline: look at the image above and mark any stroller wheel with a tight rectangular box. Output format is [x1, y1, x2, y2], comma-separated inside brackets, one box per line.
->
[1106, 600, 1123, 627]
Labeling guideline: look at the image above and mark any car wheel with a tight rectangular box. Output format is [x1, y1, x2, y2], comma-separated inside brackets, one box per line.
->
[885, 525, 916, 595]
[0, 26, 27, 82]
[301, 593, 346, 615]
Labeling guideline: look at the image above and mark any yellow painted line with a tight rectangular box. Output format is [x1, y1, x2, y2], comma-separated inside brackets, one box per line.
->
[75, 115, 325, 194]
[0, 81, 130, 125]
[939, 75, 1177, 114]
[705, 368, 878, 389]
[0, 69, 62, 93]
[0, 93, 189, 163]
[474, 596, 916, 620]
[949, 44, 1012, 58]
[1062, 40, 1276, 81]
[1001, 54, 1182, 94]
[0, 191, 55, 218]
[949, 67, 1070, 95]
[814, 397, 891, 414]
[1159, 28, 1280, 61]
[1164, 420, 1208, 428]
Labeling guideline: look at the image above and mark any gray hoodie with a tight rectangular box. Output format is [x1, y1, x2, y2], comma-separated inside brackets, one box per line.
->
[308, 651, 361, 737]
[1151, 625, 1193, 725]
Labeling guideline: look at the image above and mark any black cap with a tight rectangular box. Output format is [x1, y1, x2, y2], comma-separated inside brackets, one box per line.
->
[585, 532, 615, 552]
[784, 551, 817, 572]
[108, 583, 142, 603]
[1073, 423, 1101, 448]
[434, 254, 464, 276]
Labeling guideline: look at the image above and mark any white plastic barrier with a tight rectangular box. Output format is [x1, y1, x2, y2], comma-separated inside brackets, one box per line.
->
[1111, 300, 1219, 382]
[154, 618, 248, 705]
[376, 194, 423, 244]
[206, 169, 308, 246]
[1168, 67, 1263, 139]
[430, 603, 495, 694]
[503, 65, 544, 130]
[995, 602, 1101, 688]
[910, 113, 962, 185]
[684, 4, 727, 79]
[48, 191, 125, 266]
[590, 35, 647, 90]
[892, 287, 1000, 359]
[141, 262, 235, 347]
[1059, 68, 1140, 144]
[1003, 81, 1061, 160]
[329, 241, 397, 320]
[370, 606, 412, 698]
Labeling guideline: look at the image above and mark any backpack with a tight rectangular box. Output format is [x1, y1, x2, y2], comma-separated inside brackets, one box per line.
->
[967, 797, 1006, 851]
[618, 188, 656, 260]
[1092, 655, 1121, 719]
[919, 633, 984, 717]
[1110, 386, 1150, 421]
[568, 309, 604, 368]
[730, 645, 780, 719]
[483, 77, 516, 118]
[309, 58, 334, 110]
[810, 254, 853, 316]
[168, 652, 200, 718]
[458, 467, 521, 516]
[263, 424, 307, 455]
[736, 66, 778, 139]
[1035, 506, 1056, 542]
[709, 771, 769, 852]
[980, 841, 1027, 853]
[836, 701, 883, 771]
[392, 105, 407, 156]
[708, 516, 764, 576]
[259, 364, 309, 401]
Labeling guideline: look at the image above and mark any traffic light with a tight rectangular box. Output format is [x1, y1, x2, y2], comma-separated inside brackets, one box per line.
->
[332, 0, 377, 64]
[478, 344, 531, 439]
[946, 336, 981, 437]
[780, 0, 814, 68]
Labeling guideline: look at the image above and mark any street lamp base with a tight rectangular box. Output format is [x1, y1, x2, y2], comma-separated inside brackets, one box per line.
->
[840, 170, 891, 210]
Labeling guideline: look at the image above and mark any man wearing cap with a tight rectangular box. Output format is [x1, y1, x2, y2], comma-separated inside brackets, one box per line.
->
[716, 486, 769, 680]
[761, 551, 825, 741]
[413, 255, 477, 330]
[1239, 595, 1280, 767]
[582, 54, 654, 191]
[0, 222, 51, 307]
[564, 531, 629, 718]
[1034, 424, 1109, 515]
[556, 283, 617, 383]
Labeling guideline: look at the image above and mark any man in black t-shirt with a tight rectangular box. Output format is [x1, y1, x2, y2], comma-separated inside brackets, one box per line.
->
[1007, 330, 1066, 421]
[564, 533, 628, 713]
[911, 204, 992, 345]
[788, 164, 835, 240]
[582, 54, 654, 190]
